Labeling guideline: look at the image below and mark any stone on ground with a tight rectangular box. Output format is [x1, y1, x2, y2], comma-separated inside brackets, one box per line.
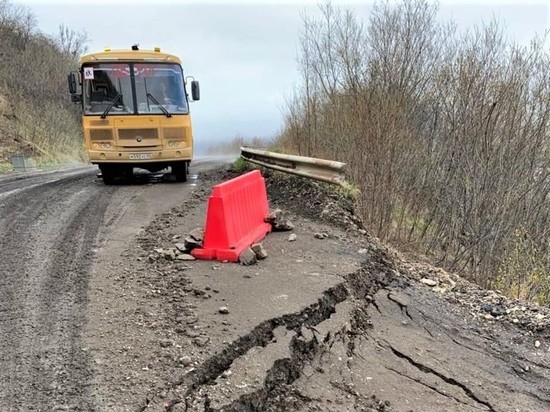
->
[265, 209, 282, 223]
[251, 243, 268, 259]
[189, 228, 204, 242]
[184, 236, 202, 251]
[273, 219, 294, 231]
[420, 278, 438, 287]
[239, 247, 257, 266]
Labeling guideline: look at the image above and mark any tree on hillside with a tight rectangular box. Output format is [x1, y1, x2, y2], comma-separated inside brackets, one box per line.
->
[57, 23, 88, 61]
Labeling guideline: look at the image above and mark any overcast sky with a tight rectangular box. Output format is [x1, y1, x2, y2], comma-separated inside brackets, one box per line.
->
[17, 0, 550, 151]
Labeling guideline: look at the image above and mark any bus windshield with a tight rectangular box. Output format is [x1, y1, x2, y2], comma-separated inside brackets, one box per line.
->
[134, 64, 188, 114]
[82, 63, 188, 116]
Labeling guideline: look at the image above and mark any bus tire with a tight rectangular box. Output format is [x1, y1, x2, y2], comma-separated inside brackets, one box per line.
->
[172, 162, 187, 182]
[100, 165, 117, 185]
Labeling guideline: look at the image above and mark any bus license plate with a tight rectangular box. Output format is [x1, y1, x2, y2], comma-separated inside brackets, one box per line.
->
[129, 153, 152, 160]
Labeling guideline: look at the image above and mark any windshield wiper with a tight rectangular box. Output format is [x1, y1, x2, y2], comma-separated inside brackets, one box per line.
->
[100, 93, 122, 119]
[146, 93, 172, 118]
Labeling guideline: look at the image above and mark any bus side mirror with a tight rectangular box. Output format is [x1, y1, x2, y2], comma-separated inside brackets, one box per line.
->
[191, 80, 200, 101]
[70, 94, 82, 103]
[68, 72, 78, 94]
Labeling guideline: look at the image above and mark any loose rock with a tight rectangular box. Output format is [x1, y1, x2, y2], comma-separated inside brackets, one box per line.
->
[184, 236, 202, 251]
[288, 233, 297, 242]
[420, 278, 438, 287]
[251, 243, 268, 259]
[218, 306, 230, 314]
[159, 339, 173, 348]
[193, 336, 209, 347]
[179, 356, 192, 366]
[265, 209, 294, 231]
[239, 247, 257, 265]
[265, 209, 282, 223]
[185, 330, 201, 338]
[388, 292, 408, 308]
[176, 253, 196, 261]
[174, 243, 187, 252]
[273, 219, 294, 231]
[189, 228, 204, 242]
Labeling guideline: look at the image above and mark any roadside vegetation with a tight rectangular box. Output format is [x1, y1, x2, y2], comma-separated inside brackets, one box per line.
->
[276, 0, 550, 304]
[0, 0, 87, 169]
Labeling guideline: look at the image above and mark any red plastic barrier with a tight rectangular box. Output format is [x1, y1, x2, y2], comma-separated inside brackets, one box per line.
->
[191, 170, 271, 262]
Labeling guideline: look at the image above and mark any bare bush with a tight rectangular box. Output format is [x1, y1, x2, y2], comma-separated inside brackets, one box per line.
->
[56, 23, 89, 61]
[278, 0, 550, 298]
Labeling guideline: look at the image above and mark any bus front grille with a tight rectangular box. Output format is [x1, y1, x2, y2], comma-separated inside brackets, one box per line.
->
[162, 128, 186, 141]
[118, 128, 159, 140]
[90, 129, 113, 140]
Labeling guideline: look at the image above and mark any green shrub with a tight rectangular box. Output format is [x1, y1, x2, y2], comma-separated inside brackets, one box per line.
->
[232, 157, 250, 173]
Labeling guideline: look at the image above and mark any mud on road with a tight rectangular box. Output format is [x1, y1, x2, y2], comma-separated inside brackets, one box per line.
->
[0, 163, 549, 411]
[0, 168, 109, 410]
[0, 161, 221, 411]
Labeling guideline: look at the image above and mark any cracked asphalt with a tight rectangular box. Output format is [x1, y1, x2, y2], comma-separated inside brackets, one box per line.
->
[0, 163, 549, 411]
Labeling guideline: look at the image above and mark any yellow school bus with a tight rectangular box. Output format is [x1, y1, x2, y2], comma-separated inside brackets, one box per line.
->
[68, 45, 199, 184]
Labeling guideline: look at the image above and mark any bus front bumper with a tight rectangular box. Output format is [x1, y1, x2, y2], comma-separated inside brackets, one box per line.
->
[88, 148, 192, 163]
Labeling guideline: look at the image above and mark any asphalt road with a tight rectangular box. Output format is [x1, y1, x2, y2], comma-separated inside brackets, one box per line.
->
[0, 161, 224, 411]
[0, 167, 101, 409]
[1, 161, 548, 412]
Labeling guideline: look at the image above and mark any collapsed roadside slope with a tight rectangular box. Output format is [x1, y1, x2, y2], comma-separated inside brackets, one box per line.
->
[85, 166, 550, 412]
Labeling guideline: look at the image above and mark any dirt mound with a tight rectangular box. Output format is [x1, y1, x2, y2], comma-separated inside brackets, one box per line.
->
[264, 169, 365, 233]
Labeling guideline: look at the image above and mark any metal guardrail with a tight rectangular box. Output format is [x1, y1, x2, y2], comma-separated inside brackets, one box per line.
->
[240, 147, 347, 186]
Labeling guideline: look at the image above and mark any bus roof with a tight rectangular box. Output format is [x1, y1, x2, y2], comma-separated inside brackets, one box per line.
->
[80, 48, 182, 65]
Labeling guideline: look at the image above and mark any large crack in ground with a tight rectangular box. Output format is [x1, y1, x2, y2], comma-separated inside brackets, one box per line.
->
[136, 281, 349, 411]
[138, 244, 401, 412]
[381, 364, 481, 410]
[164, 282, 349, 411]
[384, 343, 496, 411]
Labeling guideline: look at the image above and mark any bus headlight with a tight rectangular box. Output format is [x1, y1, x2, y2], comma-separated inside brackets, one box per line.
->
[93, 142, 112, 149]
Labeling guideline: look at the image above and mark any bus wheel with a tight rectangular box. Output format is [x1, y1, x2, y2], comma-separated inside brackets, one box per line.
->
[100, 166, 117, 185]
[172, 162, 187, 182]
[121, 166, 134, 182]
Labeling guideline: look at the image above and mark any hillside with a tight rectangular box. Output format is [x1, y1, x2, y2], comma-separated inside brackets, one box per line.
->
[0, 0, 86, 168]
